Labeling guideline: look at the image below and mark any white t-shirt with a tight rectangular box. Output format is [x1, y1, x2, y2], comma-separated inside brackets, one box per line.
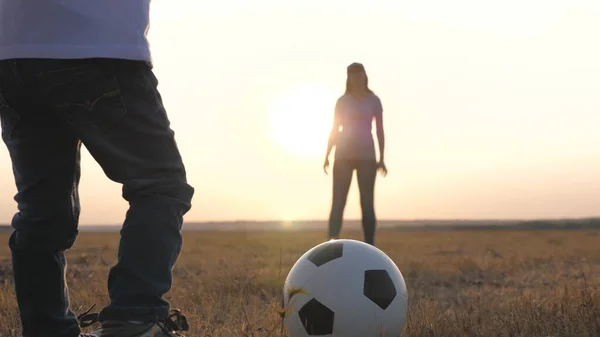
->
[0, 0, 152, 62]
[334, 92, 383, 161]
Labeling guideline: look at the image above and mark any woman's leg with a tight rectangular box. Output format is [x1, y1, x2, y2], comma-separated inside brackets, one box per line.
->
[357, 160, 378, 245]
[327, 160, 353, 240]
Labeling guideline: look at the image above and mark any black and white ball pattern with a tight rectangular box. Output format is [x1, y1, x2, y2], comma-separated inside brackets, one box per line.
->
[283, 239, 408, 337]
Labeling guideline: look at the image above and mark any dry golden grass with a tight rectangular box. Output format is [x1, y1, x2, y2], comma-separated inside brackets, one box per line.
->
[1, 229, 599, 337]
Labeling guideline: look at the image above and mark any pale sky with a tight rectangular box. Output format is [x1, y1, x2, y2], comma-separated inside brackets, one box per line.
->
[1, 0, 600, 225]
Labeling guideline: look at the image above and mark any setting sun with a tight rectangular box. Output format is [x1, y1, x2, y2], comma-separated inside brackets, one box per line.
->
[269, 86, 338, 157]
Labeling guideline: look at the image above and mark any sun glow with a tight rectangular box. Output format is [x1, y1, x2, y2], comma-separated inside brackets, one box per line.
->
[269, 86, 338, 157]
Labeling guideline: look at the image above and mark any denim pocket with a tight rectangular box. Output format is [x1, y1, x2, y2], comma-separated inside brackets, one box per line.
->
[40, 61, 128, 133]
[0, 92, 19, 141]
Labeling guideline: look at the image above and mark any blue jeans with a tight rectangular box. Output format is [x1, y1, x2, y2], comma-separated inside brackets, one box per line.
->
[0, 58, 195, 337]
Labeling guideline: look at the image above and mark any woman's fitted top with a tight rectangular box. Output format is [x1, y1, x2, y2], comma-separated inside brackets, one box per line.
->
[333, 93, 383, 161]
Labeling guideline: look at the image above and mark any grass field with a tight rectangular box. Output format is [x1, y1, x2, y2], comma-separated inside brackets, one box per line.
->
[1, 229, 599, 337]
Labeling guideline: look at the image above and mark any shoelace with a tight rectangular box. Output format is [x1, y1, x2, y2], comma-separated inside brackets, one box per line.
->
[77, 305, 190, 335]
[78, 304, 99, 328]
[157, 309, 190, 336]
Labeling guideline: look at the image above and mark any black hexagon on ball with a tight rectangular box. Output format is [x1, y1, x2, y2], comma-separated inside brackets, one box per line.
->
[363, 269, 397, 310]
[306, 240, 344, 267]
[298, 298, 335, 335]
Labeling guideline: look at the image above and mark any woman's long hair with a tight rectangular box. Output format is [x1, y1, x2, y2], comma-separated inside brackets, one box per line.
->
[344, 62, 373, 95]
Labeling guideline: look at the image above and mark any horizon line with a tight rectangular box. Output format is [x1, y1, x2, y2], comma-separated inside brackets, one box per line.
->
[1, 215, 595, 227]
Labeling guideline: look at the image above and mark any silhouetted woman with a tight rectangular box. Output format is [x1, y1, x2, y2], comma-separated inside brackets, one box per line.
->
[323, 62, 387, 246]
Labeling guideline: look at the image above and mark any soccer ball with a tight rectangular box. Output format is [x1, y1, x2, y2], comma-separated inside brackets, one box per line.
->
[282, 239, 408, 337]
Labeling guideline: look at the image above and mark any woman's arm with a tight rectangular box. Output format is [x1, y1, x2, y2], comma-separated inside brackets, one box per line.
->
[375, 97, 385, 162]
[325, 99, 342, 159]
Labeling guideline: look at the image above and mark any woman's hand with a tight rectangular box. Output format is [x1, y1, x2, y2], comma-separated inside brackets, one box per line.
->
[377, 160, 387, 177]
[323, 158, 330, 174]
